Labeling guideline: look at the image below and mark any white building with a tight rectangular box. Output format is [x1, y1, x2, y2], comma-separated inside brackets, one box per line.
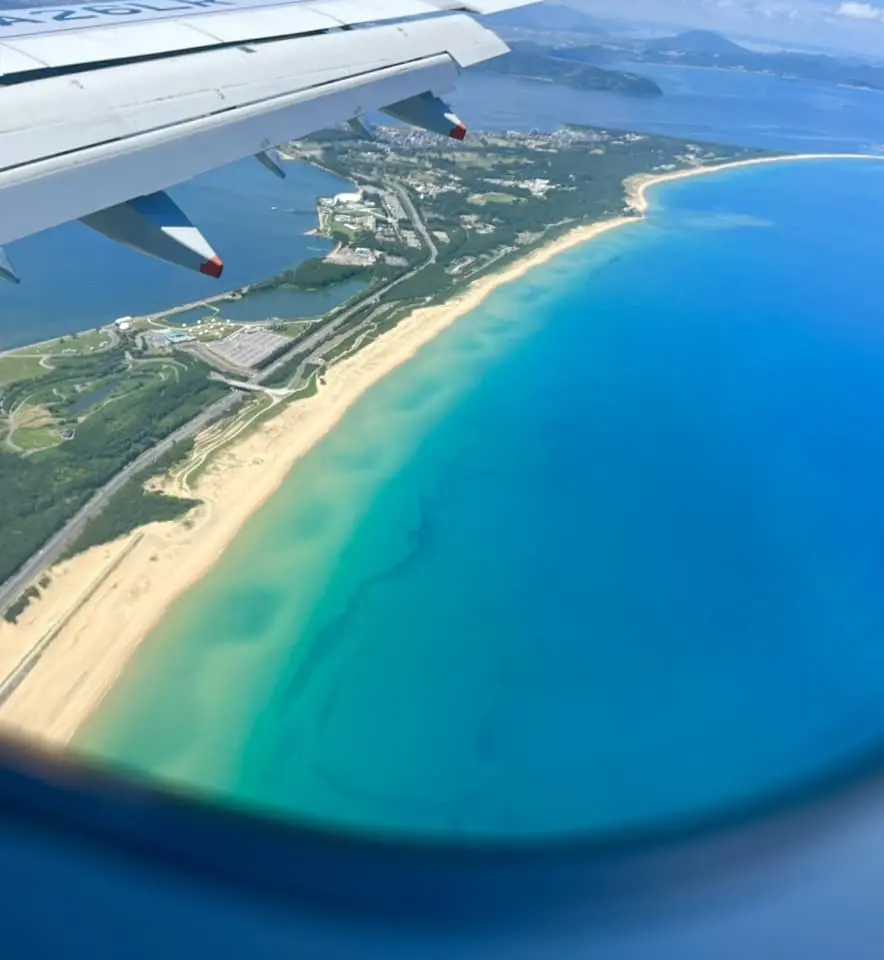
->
[331, 191, 363, 206]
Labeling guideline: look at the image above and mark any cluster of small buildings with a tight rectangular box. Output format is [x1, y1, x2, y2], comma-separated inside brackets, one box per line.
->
[458, 213, 496, 235]
[141, 329, 195, 351]
[319, 189, 382, 234]
[404, 176, 464, 199]
[374, 125, 627, 153]
[481, 176, 553, 197]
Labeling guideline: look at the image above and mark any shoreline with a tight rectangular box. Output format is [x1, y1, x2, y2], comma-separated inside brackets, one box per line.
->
[623, 151, 884, 213]
[0, 150, 877, 748]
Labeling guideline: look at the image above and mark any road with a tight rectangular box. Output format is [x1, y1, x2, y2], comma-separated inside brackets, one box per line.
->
[257, 181, 437, 390]
[0, 180, 436, 614]
[0, 391, 243, 616]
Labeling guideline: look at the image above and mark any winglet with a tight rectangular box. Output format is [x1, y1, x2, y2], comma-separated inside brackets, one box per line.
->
[80, 191, 223, 278]
[348, 117, 376, 141]
[255, 150, 286, 179]
[199, 256, 224, 278]
[0, 247, 20, 284]
[381, 92, 468, 141]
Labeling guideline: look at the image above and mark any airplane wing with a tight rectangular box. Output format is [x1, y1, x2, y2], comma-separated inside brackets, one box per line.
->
[0, 0, 538, 280]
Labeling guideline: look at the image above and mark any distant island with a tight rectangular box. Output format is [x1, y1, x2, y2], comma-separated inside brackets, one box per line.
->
[471, 40, 663, 97]
[489, 10, 884, 94]
[630, 30, 884, 91]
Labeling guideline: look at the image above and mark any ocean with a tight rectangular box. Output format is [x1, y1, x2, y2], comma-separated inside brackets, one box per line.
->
[454, 65, 884, 153]
[3, 65, 884, 354]
[78, 156, 884, 843]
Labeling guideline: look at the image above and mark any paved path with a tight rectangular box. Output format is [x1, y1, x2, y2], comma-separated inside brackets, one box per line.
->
[0, 392, 242, 616]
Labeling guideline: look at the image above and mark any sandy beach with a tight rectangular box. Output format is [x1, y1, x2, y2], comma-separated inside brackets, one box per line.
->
[0, 150, 876, 748]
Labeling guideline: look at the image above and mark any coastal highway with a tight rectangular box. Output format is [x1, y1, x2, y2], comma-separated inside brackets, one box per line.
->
[0, 181, 434, 612]
[257, 182, 438, 389]
[0, 391, 243, 617]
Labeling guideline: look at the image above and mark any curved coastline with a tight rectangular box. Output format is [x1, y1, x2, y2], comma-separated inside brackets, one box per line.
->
[0, 150, 879, 748]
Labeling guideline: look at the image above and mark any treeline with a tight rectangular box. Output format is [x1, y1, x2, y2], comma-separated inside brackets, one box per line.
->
[251, 258, 368, 294]
[0, 361, 228, 586]
[3, 584, 40, 625]
[63, 439, 200, 561]
[262, 350, 311, 388]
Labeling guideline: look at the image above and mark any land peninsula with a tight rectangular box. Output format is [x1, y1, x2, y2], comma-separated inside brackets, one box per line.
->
[0, 126, 848, 748]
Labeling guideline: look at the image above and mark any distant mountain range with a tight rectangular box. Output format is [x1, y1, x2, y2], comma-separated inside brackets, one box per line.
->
[484, 10, 884, 93]
[621, 29, 884, 91]
[643, 30, 748, 57]
[472, 40, 663, 97]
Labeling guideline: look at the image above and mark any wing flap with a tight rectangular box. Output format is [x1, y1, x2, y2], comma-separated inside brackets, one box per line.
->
[0, 12, 508, 245]
[3, 22, 228, 72]
[0, 0, 538, 78]
[1, 16, 505, 173]
[0, 43, 46, 73]
[0, 0, 444, 76]
[0, 55, 459, 245]
[0, 0, 537, 264]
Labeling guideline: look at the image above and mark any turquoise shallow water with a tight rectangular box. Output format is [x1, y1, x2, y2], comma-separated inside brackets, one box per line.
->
[80, 158, 884, 842]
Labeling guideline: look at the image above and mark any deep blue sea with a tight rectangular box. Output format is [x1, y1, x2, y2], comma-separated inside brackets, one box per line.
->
[455, 65, 884, 152]
[82, 157, 884, 843]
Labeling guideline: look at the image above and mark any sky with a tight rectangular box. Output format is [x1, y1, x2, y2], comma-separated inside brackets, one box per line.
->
[570, 0, 884, 55]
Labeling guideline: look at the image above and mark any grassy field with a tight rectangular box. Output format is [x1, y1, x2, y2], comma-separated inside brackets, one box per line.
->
[190, 323, 239, 342]
[271, 320, 313, 338]
[468, 192, 521, 205]
[13, 426, 62, 452]
[0, 356, 48, 385]
[44, 330, 112, 354]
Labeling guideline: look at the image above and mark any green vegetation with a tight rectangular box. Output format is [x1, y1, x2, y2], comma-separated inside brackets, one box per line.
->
[44, 329, 111, 355]
[13, 426, 61, 452]
[251, 259, 367, 293]
[270, 321, 312, 338]
[0, 125, 770, 598]
[0, 356, 48, 385]
[64, 440, 200, 561]
[322, 329, 365, 365]
[1, 347, 127, 414]
[284, 126, 770, 374]
[293, 368, 320, 400]
[0, 357, 228, 585]
[3, 584, 40, 625]
[262, 350, 311, 388]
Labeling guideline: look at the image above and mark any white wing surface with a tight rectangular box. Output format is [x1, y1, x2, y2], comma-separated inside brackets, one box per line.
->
[0, 0, 538, 278]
